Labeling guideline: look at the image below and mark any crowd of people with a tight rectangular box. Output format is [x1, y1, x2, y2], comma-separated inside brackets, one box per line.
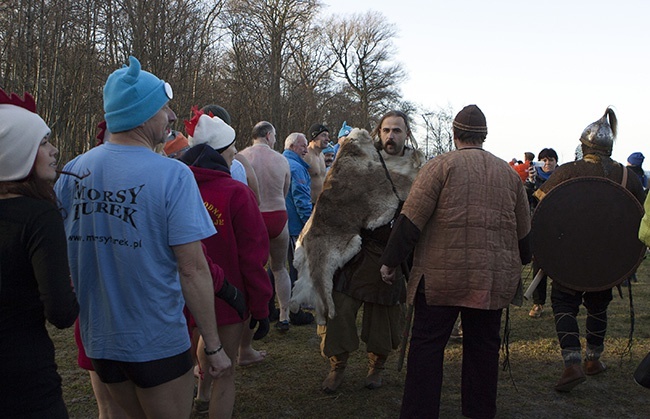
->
[1, 55, 648, 419]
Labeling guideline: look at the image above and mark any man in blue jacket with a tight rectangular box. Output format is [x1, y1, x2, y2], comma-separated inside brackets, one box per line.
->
[283, 132, 314, 325]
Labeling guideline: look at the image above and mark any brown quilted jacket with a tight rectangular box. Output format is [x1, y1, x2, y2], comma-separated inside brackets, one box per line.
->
[402, 147, 531, 309]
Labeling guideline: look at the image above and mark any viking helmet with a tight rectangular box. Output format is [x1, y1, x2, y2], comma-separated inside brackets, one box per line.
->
[579, 107, 617, 154]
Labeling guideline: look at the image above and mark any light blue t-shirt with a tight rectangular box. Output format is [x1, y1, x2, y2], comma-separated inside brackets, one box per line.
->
[55, 143, 216, 362]
[230, 158, 248, 185]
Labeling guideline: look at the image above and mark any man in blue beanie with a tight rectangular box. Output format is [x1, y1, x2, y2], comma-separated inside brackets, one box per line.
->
[627, 152, 647, 190]
[55, 56, 230, 418]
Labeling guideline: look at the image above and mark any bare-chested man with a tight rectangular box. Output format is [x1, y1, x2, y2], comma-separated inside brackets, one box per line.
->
[239, 122, 293, 331]
[304, 123, 330, 203]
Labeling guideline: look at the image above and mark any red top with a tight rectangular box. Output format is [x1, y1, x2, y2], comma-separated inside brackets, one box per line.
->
[190, 166, 272, 325]
[510, 160, 531, 182]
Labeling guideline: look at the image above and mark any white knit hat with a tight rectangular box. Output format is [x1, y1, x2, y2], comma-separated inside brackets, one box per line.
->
[187, 113, 236, 153]
[0, 100, 51, 182]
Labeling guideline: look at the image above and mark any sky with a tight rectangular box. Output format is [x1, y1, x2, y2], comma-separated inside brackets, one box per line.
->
[323, 0, 650, 165]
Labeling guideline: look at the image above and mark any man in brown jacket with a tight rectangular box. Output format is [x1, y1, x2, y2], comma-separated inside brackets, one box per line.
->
[380, 105, 531, 419]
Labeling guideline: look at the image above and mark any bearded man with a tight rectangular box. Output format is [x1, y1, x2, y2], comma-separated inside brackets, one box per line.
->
[313, 110, 424, 393]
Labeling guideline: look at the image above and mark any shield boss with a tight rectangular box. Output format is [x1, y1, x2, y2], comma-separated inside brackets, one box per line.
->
[532, 177, 645, 291]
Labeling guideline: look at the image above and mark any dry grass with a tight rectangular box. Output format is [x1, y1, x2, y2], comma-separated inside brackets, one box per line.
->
[52, 259, 650, 418]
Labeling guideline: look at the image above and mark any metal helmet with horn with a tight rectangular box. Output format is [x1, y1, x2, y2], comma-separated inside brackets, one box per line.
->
[579, 107, 617, 155]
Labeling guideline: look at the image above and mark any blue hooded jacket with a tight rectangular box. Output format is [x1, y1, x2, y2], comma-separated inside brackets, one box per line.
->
[283, 149, 313, 236]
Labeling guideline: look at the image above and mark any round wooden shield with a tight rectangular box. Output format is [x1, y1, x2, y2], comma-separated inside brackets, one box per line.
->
[532, 177, 645, 291]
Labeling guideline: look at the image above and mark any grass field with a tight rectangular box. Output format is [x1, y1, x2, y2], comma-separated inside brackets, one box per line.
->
[51, 259, 650, 418]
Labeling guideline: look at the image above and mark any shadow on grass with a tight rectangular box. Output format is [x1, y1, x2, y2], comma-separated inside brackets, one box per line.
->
[52, 259, 650, 418]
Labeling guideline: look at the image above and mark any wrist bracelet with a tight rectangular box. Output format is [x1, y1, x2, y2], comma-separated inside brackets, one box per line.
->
[204, 344, 223, 356]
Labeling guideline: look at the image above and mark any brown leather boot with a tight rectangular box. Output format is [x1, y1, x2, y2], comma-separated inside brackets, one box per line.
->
[365, 352, 387, 389]
[322, 352, 349, 393]
[554, 364, 586, 392]
[584, 359, 606, 376]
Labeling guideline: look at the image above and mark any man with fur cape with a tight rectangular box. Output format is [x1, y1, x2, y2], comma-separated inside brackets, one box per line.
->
[289, 111, 424, 393]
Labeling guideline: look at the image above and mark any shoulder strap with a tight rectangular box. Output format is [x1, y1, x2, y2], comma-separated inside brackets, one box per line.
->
[376, 148, 401, 202]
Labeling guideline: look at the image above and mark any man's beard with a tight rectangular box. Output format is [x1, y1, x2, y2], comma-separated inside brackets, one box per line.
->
[384, 139, 397, 149]
[384, 139, 401, 155]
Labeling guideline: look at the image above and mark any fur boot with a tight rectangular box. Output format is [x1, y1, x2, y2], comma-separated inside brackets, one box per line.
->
[322, 352, 349, 393]
[365, 352, 388, 389]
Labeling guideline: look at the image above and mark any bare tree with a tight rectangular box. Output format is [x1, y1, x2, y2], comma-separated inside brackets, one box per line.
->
[0, 0, 411, 160]
[283, 25, 337, 133]
[222, 0, 321, 146]
[102, 0, 228, 112]
[0, 0, 233, 161]
[420, 105, 454, 159]
[325, 11, 406, 129]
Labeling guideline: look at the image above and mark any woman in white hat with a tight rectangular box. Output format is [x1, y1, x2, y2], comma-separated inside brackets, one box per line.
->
[182, 107, 273, 418]
[0, 89, 79, 417]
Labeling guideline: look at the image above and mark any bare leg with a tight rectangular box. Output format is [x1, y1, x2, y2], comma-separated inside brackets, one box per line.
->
[269, 223, 291, 323]
[106, 367, 194, 419]
[89, 370, 128, 419]
[196, 334, 212, 403]
[196, 323, 243, 419]
[238, 315, 268, 366]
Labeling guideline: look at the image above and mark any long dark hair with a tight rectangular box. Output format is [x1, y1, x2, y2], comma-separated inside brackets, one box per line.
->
[0, 170, 57, 206]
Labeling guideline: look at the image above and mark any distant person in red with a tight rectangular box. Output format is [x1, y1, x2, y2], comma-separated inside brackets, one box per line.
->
[510, 151, 535, 182]
[524, 148, 559, 319]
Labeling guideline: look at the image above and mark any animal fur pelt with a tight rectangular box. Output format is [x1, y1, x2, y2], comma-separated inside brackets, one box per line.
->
[289, 128, 424, 324]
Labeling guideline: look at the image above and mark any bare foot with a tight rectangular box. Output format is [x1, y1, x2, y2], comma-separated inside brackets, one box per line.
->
[238, 349, 268, 366]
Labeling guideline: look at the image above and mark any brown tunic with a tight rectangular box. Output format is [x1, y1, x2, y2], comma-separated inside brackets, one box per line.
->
[401, 148, 531, 309]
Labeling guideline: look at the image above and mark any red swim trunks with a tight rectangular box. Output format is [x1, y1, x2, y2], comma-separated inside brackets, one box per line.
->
[75, 319, 93, 370]
[262, 210, 288, 239]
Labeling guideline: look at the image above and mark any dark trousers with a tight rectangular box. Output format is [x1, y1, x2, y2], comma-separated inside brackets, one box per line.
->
[288, 235, 298, 286]
[531, 259, 548, 305]
[551, 284, 612, 351]
[400, 292, 502, 419]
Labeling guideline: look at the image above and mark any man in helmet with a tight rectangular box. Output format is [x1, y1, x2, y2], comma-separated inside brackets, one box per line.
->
[533, 107, 645, 392]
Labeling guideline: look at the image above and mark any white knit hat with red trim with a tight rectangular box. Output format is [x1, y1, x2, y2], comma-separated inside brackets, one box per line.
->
[187, 114, 236, 153]
[0, 90, 51, 181]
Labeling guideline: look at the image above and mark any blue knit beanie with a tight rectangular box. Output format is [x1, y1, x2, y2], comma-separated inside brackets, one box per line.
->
[628, 152, 645, 167]
[338, 121, 352, 138]
[103, 56, 173, 133]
